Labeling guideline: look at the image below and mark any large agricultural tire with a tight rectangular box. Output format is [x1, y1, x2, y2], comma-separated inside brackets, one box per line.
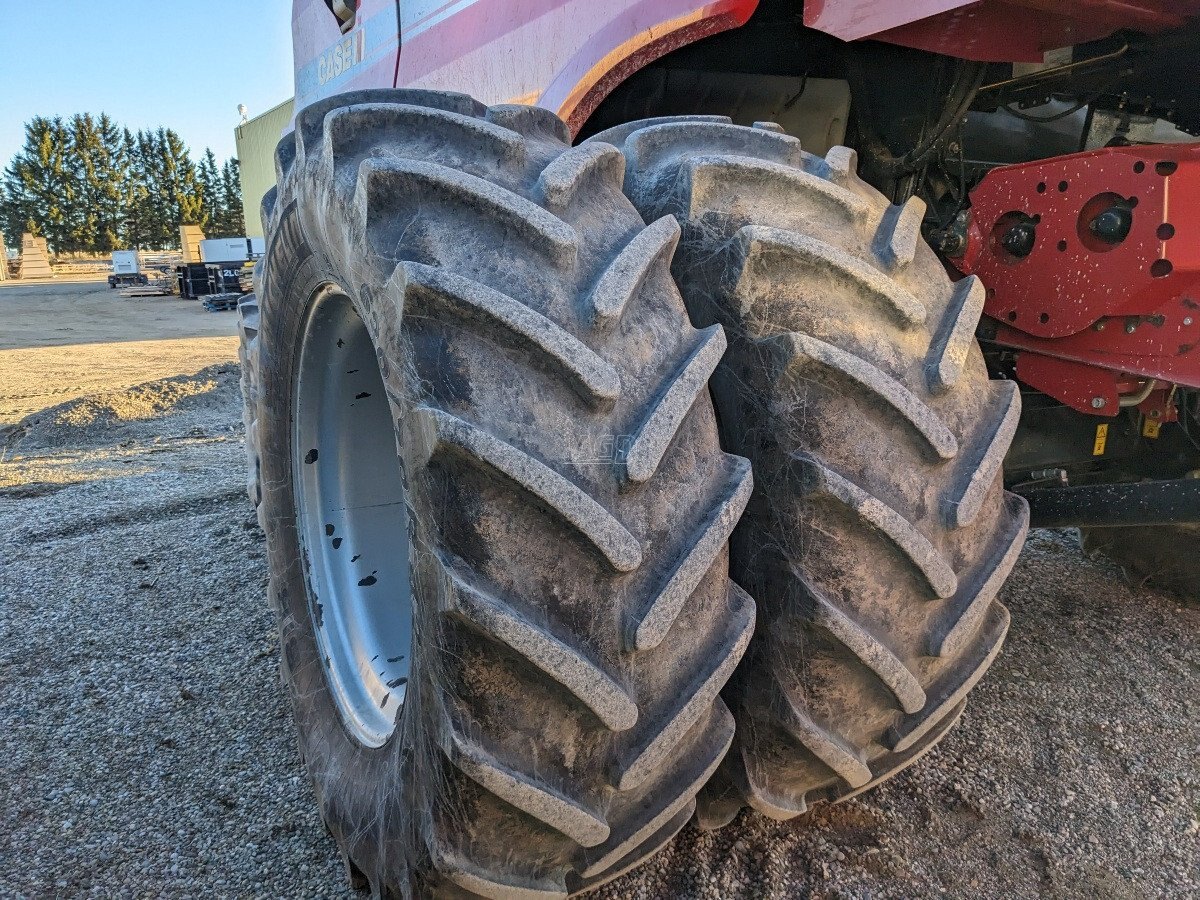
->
[590, 117, 1030, 825]
[1082, 524, 1200, 600]
[237, 290, 262, 524]
[240, 91, 755, 897]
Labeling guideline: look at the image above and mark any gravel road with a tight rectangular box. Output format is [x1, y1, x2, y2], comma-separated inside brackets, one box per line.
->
[1, 361, 1197, 898]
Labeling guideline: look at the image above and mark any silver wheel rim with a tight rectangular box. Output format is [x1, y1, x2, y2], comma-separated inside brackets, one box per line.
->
[293, 288, 412, 747]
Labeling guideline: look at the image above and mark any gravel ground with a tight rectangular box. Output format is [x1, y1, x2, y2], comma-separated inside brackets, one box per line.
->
[1, 365, 1197, 899]
[0, 280, 237, 426]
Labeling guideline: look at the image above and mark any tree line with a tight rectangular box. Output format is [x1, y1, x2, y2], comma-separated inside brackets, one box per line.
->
[0, 114, 245, 255]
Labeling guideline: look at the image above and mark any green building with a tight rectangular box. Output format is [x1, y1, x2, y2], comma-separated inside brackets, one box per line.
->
[235, 99, 295, 238]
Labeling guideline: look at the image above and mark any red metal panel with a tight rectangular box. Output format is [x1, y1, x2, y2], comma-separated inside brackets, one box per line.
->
[805, 0, 1198, 62]
[1016, 352, 1124, 414]
[543, 0, 759, 134]
[964, 144, 1200, 338]
[858, 2, 1142, 62]
[291, 0, 1200, 128]
[1001, 310, 1200, 392]
[394, 0, 757, 135]
[289, 1, 757, 137]
[1015, 352, 1189, 417]
[804, 0, 973, 43]
[955, 144, 1200, 415]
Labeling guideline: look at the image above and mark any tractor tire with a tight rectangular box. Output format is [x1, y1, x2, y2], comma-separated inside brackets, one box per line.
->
[590, 117, 1030, 824]
[1082, 525, 1200, 600]
[237, 290, 261, 525]
[240, 91, 755, 897]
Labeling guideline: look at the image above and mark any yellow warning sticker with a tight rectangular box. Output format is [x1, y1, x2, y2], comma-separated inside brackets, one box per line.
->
[1143, 418, 1162, 439]
[1093, 423, 1109, 455]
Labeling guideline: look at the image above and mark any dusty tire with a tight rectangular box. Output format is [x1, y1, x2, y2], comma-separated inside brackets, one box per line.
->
[237, 291, 262, 526]
[242, 91, 755, 897]
[591, 117, 1030, 823]
[1082, 525, 1200, 600]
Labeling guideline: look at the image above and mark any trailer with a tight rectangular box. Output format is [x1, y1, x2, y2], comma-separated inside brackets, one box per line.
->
[107, 250, 148, 288]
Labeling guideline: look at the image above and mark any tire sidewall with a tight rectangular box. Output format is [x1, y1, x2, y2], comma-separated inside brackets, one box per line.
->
[256, 197, 431, 888]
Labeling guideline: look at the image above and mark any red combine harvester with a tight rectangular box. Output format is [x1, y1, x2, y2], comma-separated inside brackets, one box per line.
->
[237, 1, 1200, 894]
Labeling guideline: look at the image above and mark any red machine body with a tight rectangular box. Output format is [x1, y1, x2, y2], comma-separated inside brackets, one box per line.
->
[956, 143, 1200, 417]
[288, 1, 1200, 423]
[292, 0, 762, 132]
[806, 0, 1197, 61]
[291, 1, 1200, 133]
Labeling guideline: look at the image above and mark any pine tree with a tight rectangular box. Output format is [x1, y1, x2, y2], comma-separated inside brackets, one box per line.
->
[0, 166, 31, 249]
[91, 114, 129, 252]
[143, 128, 204, 247]
[119, 128, 151, 250]
[0, 113, 222, 253]
[144, 128, 173, 248]
[170, 131, 205, 231]
[212, 157, 245, 237]
[197, 148, 220, 233]
[0, 181, 11, 252]
[1, 117, 79, 253]
[67, 113, 101, 252]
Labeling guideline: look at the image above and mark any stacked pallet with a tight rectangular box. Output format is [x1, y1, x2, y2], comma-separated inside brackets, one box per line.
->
[18, 233, 52, 278]
[202, 293, 243, 311]
[119, 283, 175, 298]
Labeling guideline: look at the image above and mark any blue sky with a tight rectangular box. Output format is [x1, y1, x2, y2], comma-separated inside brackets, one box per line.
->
[0, 0, 295, 167]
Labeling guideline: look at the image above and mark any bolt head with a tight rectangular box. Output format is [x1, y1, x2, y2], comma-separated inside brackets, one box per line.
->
[1089, 205, 1134, 244]
[1091, 396, 1107, 409]
[1001, 222, 1037, 259]
[932, 230, 966, 256]
[1185, 317, 1194, 326]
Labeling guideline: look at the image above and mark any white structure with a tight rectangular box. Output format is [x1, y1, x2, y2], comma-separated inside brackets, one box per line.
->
[200, 237, 255, 264]
[112, 250, 140, 276]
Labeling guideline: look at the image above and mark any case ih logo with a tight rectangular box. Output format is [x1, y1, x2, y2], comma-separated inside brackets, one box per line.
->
[317, 30, 365, 85]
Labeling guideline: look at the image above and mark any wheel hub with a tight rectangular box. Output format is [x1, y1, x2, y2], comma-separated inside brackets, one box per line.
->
[293, 288, 413, 747]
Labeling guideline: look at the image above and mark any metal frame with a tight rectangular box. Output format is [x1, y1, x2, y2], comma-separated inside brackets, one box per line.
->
[1020, 476, 1200, 527]
[959, 142, 1200, 417]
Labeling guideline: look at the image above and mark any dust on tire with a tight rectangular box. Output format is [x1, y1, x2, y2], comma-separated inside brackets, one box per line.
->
[241, 91, 755, 896]
[592, 116, 1029, 824]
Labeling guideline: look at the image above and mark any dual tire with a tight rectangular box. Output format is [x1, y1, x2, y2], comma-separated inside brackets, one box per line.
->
[240, 92, 1026, 896]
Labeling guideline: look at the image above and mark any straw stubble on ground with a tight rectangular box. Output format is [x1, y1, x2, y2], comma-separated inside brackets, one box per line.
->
[0, 285, 1196, 898]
